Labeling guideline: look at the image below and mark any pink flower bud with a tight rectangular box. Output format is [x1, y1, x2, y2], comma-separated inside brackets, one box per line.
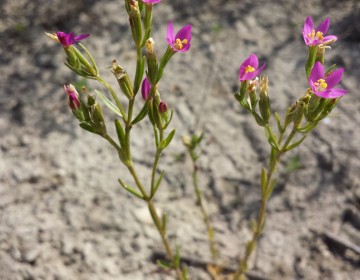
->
[158, 101, 167, 113]
[141, 77, 151, 100]
[64, 84, 81, 110]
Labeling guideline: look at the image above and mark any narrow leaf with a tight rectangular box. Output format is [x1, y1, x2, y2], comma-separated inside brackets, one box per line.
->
[115, 119, 126, 149]
[118, 179, 144, 199]
[265, 178, 277, 200]
[162, 212, 167, 233]
[274, 112, 283, 133]
[79, 122, 96, 133]
[151, 170, 165, 197]
[131, 102, 149, 125]
[261, 167, 267, 197]
[158, 129, 176, 150]
[285, 134, 308, 151]
[156, 259, 174, 269]
[95, 90, 123, 117]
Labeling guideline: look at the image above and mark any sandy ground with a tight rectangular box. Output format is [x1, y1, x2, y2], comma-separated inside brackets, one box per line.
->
[0, 0, 359, 279]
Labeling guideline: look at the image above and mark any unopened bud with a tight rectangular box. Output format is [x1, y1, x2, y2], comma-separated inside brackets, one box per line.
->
[129, 1, 143, 47]
[259, 76, 271, 123]
[146, 38, 158, 83]
[64, 84, 81, 111]
[111, 60, 133, 99]
[159, 101, 167, 113]
[141, 77, 151, 100]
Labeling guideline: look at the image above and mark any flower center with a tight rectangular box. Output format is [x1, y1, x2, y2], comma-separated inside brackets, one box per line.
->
[245, 65, 255, 73]
[314, 79, 327, 91]
[174, 38, 188, 50]
[308, 30, 324, 41]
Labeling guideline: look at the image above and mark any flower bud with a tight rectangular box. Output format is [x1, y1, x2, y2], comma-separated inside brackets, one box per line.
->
[64, 84, 80, 111]
[141, 77, 151, 100]
[146, 38, 158, 83]
[259, 76, 271, 124]
[111, 60, 133, 99]
[159, 101, 167, 113]
[129, 1, 143, 47]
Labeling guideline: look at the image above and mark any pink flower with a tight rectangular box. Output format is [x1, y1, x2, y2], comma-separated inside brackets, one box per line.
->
[141, 77, 151, 100]
[166, 21, 192, 52]
[239, 54, 266, 81]
[142, 0, 161, 3]
[308, 62, 347, 98]
[56, 31, 89, 47]
[64, 84, 81, 110]
[302, 16, 337, 46]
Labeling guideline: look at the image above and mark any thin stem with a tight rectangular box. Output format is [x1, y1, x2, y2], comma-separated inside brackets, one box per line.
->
[192, 161, 218, 261]
[150, 129, 163, 195]
[127, 164, 148, 199]
[148, 200, 184, 280]
[103, 134, 122, 153]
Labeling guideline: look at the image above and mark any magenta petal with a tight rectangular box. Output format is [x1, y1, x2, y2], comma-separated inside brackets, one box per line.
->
[141, 78, 151, 100]
[328, 88, 347, 98]
[309, 62, 325, 83]
[166, 21, 175, 46]
[176, 25, 192, 42]
[316, 17, 330, 34]
[74, 34, 89, 42]
[240, 72, 256, 81]
[325, 68, 344, 89]
[322, 35, 337, 44]
[143, 0, 161, 3]
[303, 16, 314, 35]
[314, 88, 347, 99]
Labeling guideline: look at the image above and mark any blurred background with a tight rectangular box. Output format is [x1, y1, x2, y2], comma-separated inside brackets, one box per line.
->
[0, 0, 359, 279]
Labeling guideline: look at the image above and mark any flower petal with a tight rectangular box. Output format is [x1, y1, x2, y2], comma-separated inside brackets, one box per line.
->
[322, 35, 337, 45]
[309, 62, 325, 83]
[316, 17, 330, 34]
[166, 21, 175, 46]
[175, 24, 192, 43]
[314, 88, 347, 99]
[325, 68, 344, 89]
[302, 16, 314, 39]
[74, 33, 90, 42]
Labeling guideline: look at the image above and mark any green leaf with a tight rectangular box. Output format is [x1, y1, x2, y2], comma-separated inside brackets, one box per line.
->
[156, 259, 174, 269]
[265, 178, 277, 200]
[261, 167, 267, 197]
[162, 212, 167, 233]
[252, 111, 266, 127]
[265, 126, 280, 150]
[133, 55, 145, 95]
[115, 119, 126, 149]
[285, 134, 308, 152]
[95, 90, 123, 117]
[175, 246, 181, 268]
[158, 129, 176, 150]
[162, 109, 174, 130]
[118, 179, 144, 199]
[274, 112, 283, 133]
[151, 170, 165, 197]
[79, 122, 96, 133]
[131, 102, 149, 125]
[296, 122, 318, 133]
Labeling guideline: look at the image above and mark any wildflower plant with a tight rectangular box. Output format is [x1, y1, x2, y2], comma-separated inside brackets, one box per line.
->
[47, 0, 347, 277]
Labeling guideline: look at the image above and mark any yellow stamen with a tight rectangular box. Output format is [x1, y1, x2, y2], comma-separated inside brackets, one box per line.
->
[307, 29, 323, 41]
[174, 38, 188, 50]
[245, 65, 255, 73]
[315, 79, 327, 89]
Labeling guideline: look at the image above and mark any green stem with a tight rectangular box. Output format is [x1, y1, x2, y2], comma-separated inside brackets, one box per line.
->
[234, 124, 299, 279]
[147, 200, 184, 280]
[191, 160, 218, 261]
[233, 151, 280, 280]
[150, 129, 163, 196]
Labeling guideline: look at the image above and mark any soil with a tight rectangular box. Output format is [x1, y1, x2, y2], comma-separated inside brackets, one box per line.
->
[0, 0, 359, 279]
